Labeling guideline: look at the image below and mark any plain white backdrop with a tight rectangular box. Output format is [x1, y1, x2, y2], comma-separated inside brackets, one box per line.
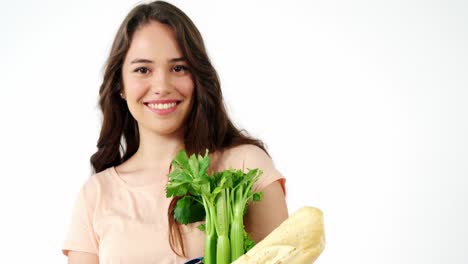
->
[1, 0, 467, 263]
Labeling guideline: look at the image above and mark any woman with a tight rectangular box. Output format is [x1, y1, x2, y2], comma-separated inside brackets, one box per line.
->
[62, 1, 288, 263]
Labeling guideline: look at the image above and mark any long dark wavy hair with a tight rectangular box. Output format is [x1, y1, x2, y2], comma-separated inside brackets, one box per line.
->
[89, 0, 270, 257]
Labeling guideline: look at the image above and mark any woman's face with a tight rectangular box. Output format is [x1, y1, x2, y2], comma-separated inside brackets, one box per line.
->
[122, 20, 194, 137]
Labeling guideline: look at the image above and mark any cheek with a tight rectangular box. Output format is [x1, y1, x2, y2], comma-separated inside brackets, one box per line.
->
[176, 77, 195, 98]
[124, 77, 149, 99]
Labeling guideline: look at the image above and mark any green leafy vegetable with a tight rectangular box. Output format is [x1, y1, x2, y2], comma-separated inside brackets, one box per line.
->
[165, 149, 263, 264]
[174, 196, 205, 224]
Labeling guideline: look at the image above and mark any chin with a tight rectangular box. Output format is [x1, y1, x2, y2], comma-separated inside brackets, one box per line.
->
[147, 123, 184, 136]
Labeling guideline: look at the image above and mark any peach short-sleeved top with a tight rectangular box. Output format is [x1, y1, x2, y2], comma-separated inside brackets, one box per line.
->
[62, 144, 287, 264]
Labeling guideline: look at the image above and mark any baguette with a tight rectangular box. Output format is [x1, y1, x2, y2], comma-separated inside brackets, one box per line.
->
[232, 206, 325, 264]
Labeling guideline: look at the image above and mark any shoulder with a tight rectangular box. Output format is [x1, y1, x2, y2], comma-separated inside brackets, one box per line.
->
[216, 144, 273, 171]
[223, 144, 269, 160]
[82, 168, 109, 189]
[77, 168, 113, 202]
[232, 143, 272, 162]
[223, 144, 286, 194]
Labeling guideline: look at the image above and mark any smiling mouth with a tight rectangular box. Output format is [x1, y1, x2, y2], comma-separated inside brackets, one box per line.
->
[145, 101, 181, 110]
[144, 100, 182, 115]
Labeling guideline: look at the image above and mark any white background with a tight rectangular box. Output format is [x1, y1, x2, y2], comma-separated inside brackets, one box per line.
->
[1, 0, 467, 263]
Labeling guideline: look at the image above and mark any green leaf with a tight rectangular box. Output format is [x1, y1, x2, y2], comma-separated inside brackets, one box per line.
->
[198, 174, 212, 195]
[235, 170, 252, 187]
[188, 154, 200, 178]
[218, 171, 230, 187]
[168, 170, 191, 182]
[197, 149, 211, 176]
[232, 169, 244, 182]
[243, 204, 248, 216]
[166, 182, 189, 197]
[188, 184, 201, 195]
[212, 186, 223, 195]
[166, 173, 191, 196]
[252, 192, 263, 202]
[195, 174, 210, 185]
[197, 223, 206, 232]
[243, 229, 256, 252]
[174, 196, 206, 224]
[166, 163, 195, 198]
[173, 150, 190, 171]
[245, 168, 260, 183]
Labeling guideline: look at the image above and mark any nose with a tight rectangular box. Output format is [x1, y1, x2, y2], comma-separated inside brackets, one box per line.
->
[151, 69, 173, 95]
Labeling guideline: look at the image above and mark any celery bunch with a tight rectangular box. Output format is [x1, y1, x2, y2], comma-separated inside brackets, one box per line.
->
[165, 149, 263, 264]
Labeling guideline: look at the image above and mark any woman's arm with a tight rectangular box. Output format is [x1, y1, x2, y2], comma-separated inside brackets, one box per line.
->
[68, 251, 99, 264]
[244, 180, 289, 243]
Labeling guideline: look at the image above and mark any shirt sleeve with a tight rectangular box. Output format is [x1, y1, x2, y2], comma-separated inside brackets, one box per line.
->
[242, 144, 287, 197]
[62, 178, 99, 256]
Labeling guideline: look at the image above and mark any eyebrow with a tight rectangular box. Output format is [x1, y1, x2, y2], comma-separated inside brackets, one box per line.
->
[130, 57, 186, 64]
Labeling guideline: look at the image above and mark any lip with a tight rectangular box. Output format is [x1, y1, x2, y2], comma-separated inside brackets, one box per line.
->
[145, 99, 182, 104]
[145, 101, 181, 116]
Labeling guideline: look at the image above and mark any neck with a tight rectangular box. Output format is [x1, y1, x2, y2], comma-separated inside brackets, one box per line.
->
[131, 127, 185, 171]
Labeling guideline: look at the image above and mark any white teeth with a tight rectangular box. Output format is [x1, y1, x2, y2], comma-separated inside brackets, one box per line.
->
[148, 102, 178, 110]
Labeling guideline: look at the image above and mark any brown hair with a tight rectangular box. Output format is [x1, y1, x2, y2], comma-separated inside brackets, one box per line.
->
[90, 0, 269, 257]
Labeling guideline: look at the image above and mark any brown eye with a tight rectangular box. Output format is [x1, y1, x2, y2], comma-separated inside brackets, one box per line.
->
[172, 65, 189, 73]
[134, 67, 150, 74]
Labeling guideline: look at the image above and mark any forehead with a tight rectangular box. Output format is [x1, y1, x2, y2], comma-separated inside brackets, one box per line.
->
[125, 20, 183, 63]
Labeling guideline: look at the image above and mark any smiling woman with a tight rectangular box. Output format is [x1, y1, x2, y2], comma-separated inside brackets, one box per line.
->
[61, 1, 288, 264]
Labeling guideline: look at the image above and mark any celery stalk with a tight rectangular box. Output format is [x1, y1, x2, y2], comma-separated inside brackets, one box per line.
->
[230, 217, 244, 261]
[204, 233, 216, 264]
[203, 197, 217, 264]
[216, 235, 230, 264]
[216, 189, 231, 264]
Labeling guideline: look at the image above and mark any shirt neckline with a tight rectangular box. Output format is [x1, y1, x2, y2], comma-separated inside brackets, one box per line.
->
[109, 166, 168, 189]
